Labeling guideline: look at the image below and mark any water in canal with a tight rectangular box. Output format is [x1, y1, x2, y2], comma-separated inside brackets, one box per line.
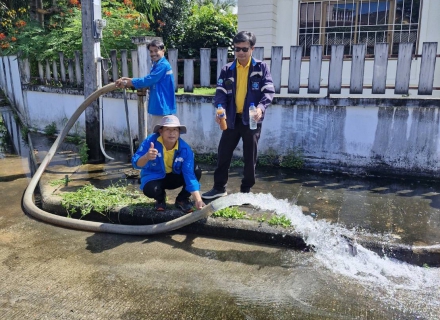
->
[1, 105, 439, 319]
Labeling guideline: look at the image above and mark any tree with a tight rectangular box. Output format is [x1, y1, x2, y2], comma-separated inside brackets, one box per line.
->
[194, 0, 236, 12]
[178, 3, 237, 58]
[148, 0, 193, 51]
[0, 0, 156, 61]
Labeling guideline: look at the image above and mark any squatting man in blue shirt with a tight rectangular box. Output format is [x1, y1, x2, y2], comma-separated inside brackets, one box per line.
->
[115, 39, 176, 133]
[132, 115, 206, 212]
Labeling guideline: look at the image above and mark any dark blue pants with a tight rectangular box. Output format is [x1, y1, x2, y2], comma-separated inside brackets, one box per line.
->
[143, 165, 202, 202]
[213, 115, 261, 192]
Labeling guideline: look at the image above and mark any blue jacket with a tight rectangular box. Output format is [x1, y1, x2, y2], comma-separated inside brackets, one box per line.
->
[215, 57, 275, 129]
[132, 133, 200, 193]
[131, 56, 176, 116]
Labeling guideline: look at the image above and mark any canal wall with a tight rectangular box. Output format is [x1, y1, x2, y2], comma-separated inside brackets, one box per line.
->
[4, 82, 440, 179]
[1, 55, 440, 178]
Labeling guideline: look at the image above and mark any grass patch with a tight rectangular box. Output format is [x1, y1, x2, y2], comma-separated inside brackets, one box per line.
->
[177, 87, 216, 95]
[212, 206, 246, 219]
[44, 121, 57, 136]
[49, 177, 70, 187]
[60, 181, 153, 218]
[268, 215, 292, 228]
[78, 140, 89, 164]
[258, 147, 304, 169]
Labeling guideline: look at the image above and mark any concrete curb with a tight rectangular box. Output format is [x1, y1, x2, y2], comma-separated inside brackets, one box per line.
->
[28, 133, 440, 267]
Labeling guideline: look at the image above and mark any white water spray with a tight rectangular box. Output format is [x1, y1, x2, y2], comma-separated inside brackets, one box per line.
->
[213, 192, 440, 319]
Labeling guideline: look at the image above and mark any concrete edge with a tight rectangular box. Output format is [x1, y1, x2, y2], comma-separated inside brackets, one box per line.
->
[27, 133, 440, 267]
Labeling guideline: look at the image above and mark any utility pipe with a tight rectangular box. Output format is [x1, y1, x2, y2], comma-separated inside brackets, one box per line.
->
[22, 83, 225, 235]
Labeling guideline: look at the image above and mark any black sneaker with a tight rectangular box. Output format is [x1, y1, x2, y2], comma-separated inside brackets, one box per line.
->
[175, 198, 194, 213]
[155, 200, 166, 211]
[201, 188, 227, 200]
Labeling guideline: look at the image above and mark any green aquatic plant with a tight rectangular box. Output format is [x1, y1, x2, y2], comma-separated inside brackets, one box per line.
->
[268, 215, 292, 228]
[60, 182, 153, 218]
[212, 206, 246, 219]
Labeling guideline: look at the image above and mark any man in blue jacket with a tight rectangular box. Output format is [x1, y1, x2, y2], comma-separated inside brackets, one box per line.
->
[202, 31, 275, 200]
[132, 115, 205, 212]
[115, 39, 176, 133]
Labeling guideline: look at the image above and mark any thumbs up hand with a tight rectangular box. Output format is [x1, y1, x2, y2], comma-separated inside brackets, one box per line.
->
[146, 142, 158, 161]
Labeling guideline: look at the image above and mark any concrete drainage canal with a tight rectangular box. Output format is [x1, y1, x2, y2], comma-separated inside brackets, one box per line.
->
[1, 100, 440, 319]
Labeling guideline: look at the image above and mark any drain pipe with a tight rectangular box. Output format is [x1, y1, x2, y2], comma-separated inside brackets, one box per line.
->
[97, 57, 114, 161]
[22, 83, 225, 235]
[123, 86, 134, 158]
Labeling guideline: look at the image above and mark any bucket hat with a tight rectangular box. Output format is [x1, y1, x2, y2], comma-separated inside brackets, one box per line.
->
[153, 115, 187, 134]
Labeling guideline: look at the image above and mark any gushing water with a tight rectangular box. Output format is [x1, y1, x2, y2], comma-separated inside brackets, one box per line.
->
[212, 193, 440, 319]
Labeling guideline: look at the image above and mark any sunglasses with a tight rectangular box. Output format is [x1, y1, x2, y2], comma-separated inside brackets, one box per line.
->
[234, 47, 251, 53]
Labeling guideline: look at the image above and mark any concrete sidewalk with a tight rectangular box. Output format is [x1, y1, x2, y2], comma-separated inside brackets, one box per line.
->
[27, 132, 440, 267]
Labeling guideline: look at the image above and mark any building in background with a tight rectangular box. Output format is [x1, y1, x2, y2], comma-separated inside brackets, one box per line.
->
[237, 0, 439, 96]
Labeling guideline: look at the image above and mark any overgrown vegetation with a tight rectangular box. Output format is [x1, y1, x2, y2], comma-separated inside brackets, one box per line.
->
[257, 147, 304, 169]
[268, 215, 292, 228]
[59, 182, 293, 228]
[49, 176, 70, 187]
[195, 148, 305, 170]
[0, 0, 237, 65]
[60, 181, 152, 218]
[211, 206, 292, 228]
[43, 121, 57, 136]
[78, 140, 89, 164]
[0, 0, 154, 61]
[212, 206, 246, 219]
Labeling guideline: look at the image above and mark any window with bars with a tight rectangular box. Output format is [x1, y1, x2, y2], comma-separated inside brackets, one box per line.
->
[298, 0, 421, 56]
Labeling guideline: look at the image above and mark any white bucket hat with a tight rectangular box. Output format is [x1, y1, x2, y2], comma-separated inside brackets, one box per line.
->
[153, 115, 187, 134]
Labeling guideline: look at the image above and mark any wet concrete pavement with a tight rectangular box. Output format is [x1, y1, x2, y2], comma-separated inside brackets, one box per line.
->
[24, 126, 440, 267]
[2, 105, 440, 319]
[2, 150, 440, 320]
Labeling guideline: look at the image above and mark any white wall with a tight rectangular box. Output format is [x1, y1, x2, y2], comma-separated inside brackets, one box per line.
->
[15, 88, 440, 178]
[2, 45, 440, 178]
[238, 0, 278, 56]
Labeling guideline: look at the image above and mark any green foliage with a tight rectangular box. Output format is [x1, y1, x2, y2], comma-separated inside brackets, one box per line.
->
[149, 0, 192, 51]
[65, 133, 82, 145]
[212, 206, 246, 219]
[193, 0, 237, 12]
[194, 153, 217, 165]
[177, 4, 237, 58]
[49, 176, 70, 187]
[268, 215, 292, 228]
[78, 140, 89, 164]
[20, 125, 29, 138]
[177, 87, 216, 95]
[230, 158, 244, 167]
[1, 1, 155, 62]
[258, 147, 305, 169]
[279, 148, 304, 169]
[43, 121, 57, 136]
[131, 0, 162, 21]
[60, 182, 152, 218]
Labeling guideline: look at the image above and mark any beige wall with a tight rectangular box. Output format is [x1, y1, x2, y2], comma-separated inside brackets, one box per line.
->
[238, 0, 279, 57]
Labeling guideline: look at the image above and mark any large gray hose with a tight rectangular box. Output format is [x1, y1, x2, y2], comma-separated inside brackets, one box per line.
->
[22, 83, 223, 235]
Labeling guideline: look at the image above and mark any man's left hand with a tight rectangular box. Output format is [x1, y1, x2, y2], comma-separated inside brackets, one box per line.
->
[256, 105, 264, 121]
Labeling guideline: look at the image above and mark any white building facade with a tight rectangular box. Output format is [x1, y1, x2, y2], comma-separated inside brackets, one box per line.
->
[238, 0, 440, 96]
